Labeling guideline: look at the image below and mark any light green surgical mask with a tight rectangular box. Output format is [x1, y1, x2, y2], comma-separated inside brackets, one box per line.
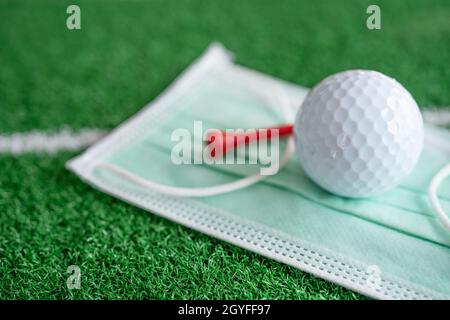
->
[68, 43, 450, 299]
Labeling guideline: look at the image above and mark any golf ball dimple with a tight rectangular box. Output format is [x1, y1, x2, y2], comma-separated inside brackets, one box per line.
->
[294, 70, 423, 198]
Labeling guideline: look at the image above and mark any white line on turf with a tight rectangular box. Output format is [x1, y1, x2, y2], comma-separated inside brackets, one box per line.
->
[422, 108, 450, 127]
[0, 109, 448, 155]
[0, 128, 107, 155]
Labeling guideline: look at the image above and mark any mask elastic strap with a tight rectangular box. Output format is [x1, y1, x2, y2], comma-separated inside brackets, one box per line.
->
[97, 137, 294, 197]
[97, 81, 296, 197]
[429, 163, 450, 232]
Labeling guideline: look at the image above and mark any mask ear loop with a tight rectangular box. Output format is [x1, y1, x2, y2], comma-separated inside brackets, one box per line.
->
[97, 82, 296, 197]
[429, 163, 450, 232]
[98, 138, 294, 197]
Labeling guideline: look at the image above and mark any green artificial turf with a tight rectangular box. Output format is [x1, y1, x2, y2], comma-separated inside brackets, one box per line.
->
[0, 152, 362, 299]
[0, 0, 448, 299]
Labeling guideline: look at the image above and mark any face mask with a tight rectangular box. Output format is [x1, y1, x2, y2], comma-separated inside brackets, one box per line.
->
[68, 43, 450, 299]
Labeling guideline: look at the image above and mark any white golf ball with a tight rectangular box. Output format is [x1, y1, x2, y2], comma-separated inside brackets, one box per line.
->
[294, 70, 423, 198]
